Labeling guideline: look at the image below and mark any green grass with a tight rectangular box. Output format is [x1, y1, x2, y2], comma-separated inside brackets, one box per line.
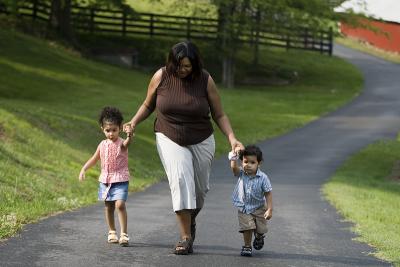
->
[127, 0, 217, 18]
[336, 36, 400, 64]
[0, 28, 361, 239]
[323, 138, 400, 266]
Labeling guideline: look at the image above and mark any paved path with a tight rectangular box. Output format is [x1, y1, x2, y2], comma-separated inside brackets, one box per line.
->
[1, 45, 399, 267]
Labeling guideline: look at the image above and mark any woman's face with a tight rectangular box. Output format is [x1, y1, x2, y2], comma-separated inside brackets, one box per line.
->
[177, 57, 193, 78]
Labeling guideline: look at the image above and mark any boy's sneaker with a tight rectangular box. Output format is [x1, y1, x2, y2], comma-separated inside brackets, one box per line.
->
[240, 246, 252, 257]
[253, 233, 265, 250]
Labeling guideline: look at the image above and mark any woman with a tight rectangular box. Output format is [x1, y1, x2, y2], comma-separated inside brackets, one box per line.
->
[124, 41, 244, 255]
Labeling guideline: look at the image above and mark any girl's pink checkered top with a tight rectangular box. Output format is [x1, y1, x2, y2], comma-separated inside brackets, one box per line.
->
[98, 137, 130, 184]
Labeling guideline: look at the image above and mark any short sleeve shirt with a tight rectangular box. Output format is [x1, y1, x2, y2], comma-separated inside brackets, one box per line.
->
[232, 168, 272, 214]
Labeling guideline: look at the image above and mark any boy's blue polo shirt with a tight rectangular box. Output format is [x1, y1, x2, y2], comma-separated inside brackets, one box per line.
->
[232, 168, 272, 214]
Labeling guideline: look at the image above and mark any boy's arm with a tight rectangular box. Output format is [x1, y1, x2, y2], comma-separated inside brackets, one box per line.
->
[79, 147, 100, 181]
[264, 191, 273, 220]
[230, 158, 241, 177]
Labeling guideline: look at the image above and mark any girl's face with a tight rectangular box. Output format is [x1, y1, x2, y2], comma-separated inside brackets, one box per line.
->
[102, 122, 120, 141]
[242, 155, 260, 176]
[177, 57, 193, 78]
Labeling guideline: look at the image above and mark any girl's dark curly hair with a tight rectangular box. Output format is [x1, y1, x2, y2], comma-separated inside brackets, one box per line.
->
[239, 145, 263, 162]
[98, 106, 123, 127]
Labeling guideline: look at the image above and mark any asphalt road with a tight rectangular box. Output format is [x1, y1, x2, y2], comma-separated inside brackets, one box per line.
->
[1, 44, 399, 267]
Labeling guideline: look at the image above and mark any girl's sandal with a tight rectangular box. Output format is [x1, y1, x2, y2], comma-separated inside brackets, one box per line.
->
[107, 230, 118, 244]
[173, 238, 192, 255]
[119, 233, 130, 247]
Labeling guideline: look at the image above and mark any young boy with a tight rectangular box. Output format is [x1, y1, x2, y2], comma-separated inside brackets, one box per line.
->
[229, 145, 273, 257]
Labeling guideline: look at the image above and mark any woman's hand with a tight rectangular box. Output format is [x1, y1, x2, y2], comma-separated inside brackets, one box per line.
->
[79, 169, 86, 181]
[231, 139, 244, 155]
[123, 122, 135, 134]
[123, 123, 134, 136]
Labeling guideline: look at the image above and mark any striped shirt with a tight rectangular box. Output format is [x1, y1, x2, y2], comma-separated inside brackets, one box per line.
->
[232, 168, 272, 214]
[98, 138, 130, 184]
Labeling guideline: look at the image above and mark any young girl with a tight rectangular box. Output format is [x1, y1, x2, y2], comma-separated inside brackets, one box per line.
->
[79, 106, 133, 246]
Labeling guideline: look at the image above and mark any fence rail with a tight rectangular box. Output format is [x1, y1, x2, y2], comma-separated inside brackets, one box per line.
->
[0, 0, 333, 55]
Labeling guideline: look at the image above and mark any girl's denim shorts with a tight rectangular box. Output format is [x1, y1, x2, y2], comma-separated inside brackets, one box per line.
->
[98, 181, 129, 201]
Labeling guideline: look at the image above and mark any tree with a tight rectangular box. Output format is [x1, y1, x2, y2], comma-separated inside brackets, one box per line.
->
[212, 0, 366, 88]
[49, 0, 132, 41]
[50, 0, 72, 39]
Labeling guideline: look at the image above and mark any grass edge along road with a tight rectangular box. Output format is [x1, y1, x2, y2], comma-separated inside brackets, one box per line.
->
[336, 37, 400, 64]
[324, 36, 400, 267]
[323, 138, 400, 267]
[0, 28, 361, 239]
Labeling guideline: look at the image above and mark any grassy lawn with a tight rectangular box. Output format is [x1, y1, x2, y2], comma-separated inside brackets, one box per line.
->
[336, 37, 400, 64]
[323, 138, 400, 266]
[0, 28, 361, 239]
[127, 0, 217, 17]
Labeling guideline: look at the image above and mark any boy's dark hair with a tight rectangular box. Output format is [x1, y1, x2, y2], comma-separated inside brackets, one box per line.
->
[239, 145, 263, 162]
[98, 106, 123, 127]
[166, 41, 203, 79]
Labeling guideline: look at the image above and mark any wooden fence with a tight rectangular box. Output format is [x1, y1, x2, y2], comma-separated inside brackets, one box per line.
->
[0, 0, 333, 55]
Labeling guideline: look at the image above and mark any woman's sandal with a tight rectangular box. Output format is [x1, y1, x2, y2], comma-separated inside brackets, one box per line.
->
[173, 238, 192, 255]
[253, 233, 265, 250]
[107, 230, 118, 244]
[119, 233, 129, 247]
[240, 246, 253, 257]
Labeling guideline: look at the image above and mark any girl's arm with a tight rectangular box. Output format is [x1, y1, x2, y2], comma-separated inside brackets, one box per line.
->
[121, 134, 133, 150]
[123, 69, 162, 133]
[264, 191, 273, 220]
[79, 147, 100, 181]
[207, 76, 244, 153]
[121, 126, 134, 150]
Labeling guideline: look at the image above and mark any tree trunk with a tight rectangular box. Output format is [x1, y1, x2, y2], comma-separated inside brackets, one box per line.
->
[217, 1, 236, 88]
[222, 54, 235, 89]
[50, 0, 72, 40]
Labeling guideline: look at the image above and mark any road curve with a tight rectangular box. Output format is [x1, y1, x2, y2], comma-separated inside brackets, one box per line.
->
[1, 44, 399, 267]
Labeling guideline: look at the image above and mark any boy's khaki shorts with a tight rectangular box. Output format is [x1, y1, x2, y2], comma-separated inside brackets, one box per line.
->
[238, 207, 268, 234]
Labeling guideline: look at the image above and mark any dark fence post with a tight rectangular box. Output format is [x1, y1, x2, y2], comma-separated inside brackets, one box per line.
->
[304, 28, 308, 49]
[328, 27, 333, 56]
[253, 11, 260, 65]
[320, 31, 323, 54]
[32, 0, 38, 21]
[286, 32, 290, 51]
[122, 9, 127, 37]
[150, 14, 154, 37]
[90, 8, 94, 33]
[186, 17, 191, 40]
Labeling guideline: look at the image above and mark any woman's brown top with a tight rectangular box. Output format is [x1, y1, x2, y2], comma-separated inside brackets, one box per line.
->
[154, 67, 213, 146]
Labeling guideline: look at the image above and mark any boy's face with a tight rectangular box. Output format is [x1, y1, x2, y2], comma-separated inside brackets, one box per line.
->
[102, 122, 120, 141]
[242, 155, 260, 176]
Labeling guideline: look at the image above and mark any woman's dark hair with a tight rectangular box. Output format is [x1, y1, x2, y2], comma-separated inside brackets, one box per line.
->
[239, 145, 263, 162]
[166, 41, 203, 79]
[98, 106, 123, 127]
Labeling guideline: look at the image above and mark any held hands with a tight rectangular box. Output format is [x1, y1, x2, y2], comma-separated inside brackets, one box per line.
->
[264, 208, 273, 220]
[230, 139, 244, 156]
[228, 151, 239, 161]
[123, 122, 135, 136]
[123, 123, 134, 138]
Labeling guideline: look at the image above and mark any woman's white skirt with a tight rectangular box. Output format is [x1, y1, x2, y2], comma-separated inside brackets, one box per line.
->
[156, 132, 215, 212]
